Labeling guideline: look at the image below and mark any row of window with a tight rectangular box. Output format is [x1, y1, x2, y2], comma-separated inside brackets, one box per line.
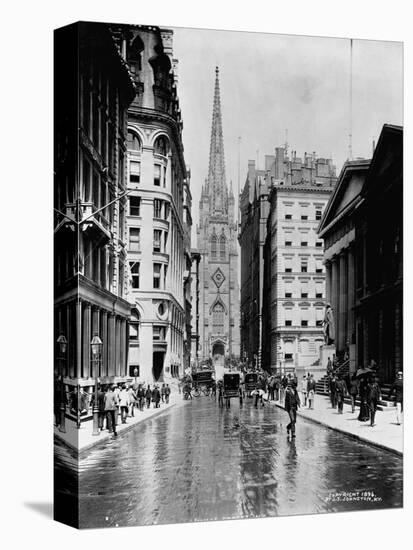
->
[284, 241, 323, 248]
[284, 265, 323, 274]
[128, 160, 167, 188]
[130, 262, 167, 290]
[128, 196, 170, 221]
[284, 320, 324, 327]
[129, 228, 168, 254]
[127, 131, 169, 156]
[284, 292, 323, 298]
[284, 210, 322, 221]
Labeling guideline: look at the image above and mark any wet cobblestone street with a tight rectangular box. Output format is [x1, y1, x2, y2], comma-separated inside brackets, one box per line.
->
[55, 398, 403, 528]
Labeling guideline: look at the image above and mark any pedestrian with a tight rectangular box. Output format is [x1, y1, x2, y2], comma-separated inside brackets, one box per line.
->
[104, 386, 118, 436]
[97, 384, 107, 430]
[357, 372, 370, 422]
[113, 384, 121, 426]
[218, 380, 224, 408]
[349, 374, 359, 413]
[164, 384, 171, 404]
[335, 374, 348, 414]
[329, 374, 338, 409]
[274, 377, 280, 402]
[280, 374, 288, 403]
[326, 356, 332, 375]
[285, 382, 301, 438]
[136, 384, 145, 411]
[300, 375, 308, 407]
[389, 371, 403, 425]
[307, 374, 316, 409]
[161, 383, 166, 403]
[367, 376, 382, 427]
[252, 386, 264, 408]
[127, 384, 136, 417]
[119, 384, 130, 423]
[145, 384, 152, 408]
[152, 385, 161, 408]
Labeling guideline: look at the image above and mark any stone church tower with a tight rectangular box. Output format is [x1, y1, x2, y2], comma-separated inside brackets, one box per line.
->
[197, 67, 240, 373]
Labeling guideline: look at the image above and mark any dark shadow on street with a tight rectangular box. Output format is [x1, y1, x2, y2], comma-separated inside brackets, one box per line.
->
[24, 502, 53, 519]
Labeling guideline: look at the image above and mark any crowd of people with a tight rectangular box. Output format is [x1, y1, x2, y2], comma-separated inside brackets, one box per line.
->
[54, 381, 172, 435]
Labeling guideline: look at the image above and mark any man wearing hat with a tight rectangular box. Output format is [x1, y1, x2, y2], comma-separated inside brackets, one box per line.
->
[284, 381, 301, 438]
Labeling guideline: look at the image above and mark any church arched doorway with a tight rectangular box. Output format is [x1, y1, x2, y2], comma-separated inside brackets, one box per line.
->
[212, 341, 225, 367]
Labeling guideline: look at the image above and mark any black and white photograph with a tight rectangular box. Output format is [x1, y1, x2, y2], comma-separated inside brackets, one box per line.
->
[51, 18, 404, 530]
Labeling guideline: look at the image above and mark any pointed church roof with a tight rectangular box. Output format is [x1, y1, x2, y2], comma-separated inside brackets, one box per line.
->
[207, 66, 228, 215]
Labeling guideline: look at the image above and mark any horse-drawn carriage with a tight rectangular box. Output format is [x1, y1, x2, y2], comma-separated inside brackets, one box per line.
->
[218, 372, 243, 408]
[192, 370, 215, 397]
[244, 372, 258, 396]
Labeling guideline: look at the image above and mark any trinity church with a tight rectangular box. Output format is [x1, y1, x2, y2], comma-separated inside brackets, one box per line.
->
[196, 67, 240, 373]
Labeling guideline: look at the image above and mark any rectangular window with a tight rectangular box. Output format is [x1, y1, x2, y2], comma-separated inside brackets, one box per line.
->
[154, 164, 161, 186]
[154, 199, 162, 219]
[301, 215, 308, 220]
[285, 268, 292, 273]
[163, 264, 168, 288]
[316, 292, 323, 298]
[316, 209, 322, 220]
[83, 159, 91, 202]
[285, 320, 292, 326]
[301, 320, 308, 327]
[285, 353, 293, 360]
[93, 171, 100, 208]
[285, 214, 292, 220]
[153, 263, 161, 288]
[129, 365, 140, 376]
[316, 241, 323, 248]
[153, 230, 162, 252]
[301, 264, 308, 273]
[118, 260, 124, 297]
[129, 228, 140, 252]
[130, 262, 140, 289]
[129, 196, 141, 216]
[285, 292, 292, 298]
[316, 267, 323, 273]
[285, 241, 292, 247]
[130, 161, 140, 184]
[163, 166, 167, 187]
[301, 241, 308, 247]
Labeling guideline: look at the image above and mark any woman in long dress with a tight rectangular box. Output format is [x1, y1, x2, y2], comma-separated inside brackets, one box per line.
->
[357, 375, 370, 421]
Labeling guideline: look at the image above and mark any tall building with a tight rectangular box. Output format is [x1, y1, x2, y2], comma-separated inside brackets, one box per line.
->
[54, 22, 135, 419]
[239, 160, 271, 369]
[319, 124, 402, 381]
[112, 25, 192, 383]
[259, 148, 336, 375]
[196, 68, 240, 374]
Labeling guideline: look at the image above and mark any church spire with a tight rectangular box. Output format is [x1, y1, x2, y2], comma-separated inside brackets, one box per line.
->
[207, 66, 227, 215]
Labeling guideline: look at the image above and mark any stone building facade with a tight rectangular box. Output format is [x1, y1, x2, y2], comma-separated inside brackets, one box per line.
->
[196, 68, 240, 375]
[54, 22, 135, 417]
[319, 125, 402, 382]
[114, 25, 192, 383]
[259, 148, 336, 375]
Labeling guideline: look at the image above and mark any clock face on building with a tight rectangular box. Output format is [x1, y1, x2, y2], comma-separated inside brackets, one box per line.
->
[212, 267, 225, 288]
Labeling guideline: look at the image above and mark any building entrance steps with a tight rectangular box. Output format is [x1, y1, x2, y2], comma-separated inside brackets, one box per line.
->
[271, 393, 403, 455]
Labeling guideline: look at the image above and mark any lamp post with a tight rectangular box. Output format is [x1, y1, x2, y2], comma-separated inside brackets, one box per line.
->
[91, 334, 102, 436]
[57, 335, 67, 433]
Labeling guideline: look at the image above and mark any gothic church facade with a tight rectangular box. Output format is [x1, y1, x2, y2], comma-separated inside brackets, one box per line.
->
[196, 68, 240, 370]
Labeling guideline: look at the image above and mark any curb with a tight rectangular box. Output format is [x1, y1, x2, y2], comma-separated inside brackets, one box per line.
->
[271, 402, 403, 457]
[55, 402, 178, 457]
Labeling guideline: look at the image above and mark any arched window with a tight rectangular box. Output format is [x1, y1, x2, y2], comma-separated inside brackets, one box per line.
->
[127, 130, 141, 151]
[154, 135, 169, 156]
[219, 235, 226, 260]
[211, 235, 217, 259]
[212, 303, 225, 334]
[130, 309, 140, 341]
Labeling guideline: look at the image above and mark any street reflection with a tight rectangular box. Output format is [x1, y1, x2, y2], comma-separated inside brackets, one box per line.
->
[54, 398, 402, 528]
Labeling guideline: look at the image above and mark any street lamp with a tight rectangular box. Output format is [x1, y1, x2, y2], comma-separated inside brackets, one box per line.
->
[57, 335, 67, 433]
[91, 334, 102, 436]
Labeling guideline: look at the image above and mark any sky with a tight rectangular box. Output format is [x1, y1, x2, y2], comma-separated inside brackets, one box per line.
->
[171, 27, 403, 233]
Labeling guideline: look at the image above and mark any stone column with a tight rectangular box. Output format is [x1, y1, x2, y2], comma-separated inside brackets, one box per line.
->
[101, 310, 108, 377]
[76, 299, 82, 379]
[339, 251, 348, 352]
[119, 319, 126, 377]
[108, 313, 116, 377]
[115, 317, 121, 377]
[347, 244, 356, 373]
[325, 260, 332, 304]
[331, 257, 339, 347]
[82, 302, 91, 379]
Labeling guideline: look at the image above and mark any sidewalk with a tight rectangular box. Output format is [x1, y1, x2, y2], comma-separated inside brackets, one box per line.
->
[54, 393, 182, 455]
[271, 394, 403, 456]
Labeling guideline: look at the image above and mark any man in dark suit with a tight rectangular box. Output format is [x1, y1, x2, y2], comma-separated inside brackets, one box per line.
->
[285, 382, 301, 438]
